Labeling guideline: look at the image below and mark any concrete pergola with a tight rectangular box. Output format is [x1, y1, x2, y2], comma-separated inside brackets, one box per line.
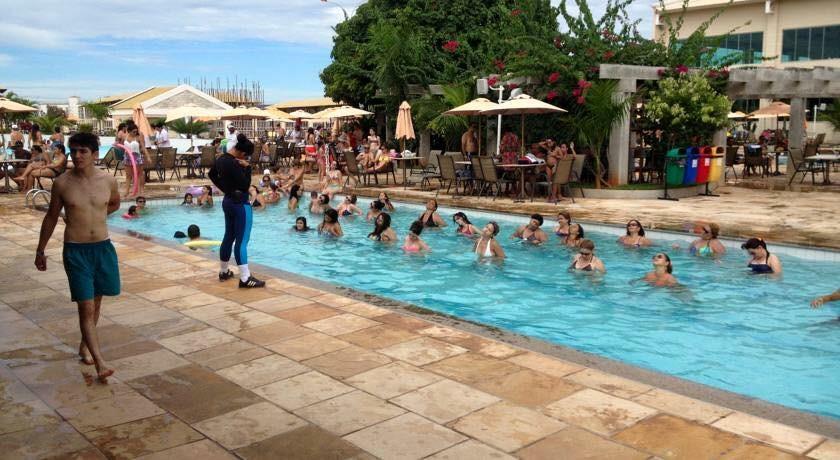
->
[599, 64, 840, 185]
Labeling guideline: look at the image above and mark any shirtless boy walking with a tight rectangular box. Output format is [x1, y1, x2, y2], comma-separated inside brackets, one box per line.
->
[35, 133, 121, 382]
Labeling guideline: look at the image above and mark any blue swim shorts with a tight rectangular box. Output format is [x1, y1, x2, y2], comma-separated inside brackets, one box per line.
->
[62, 239, 121, 302]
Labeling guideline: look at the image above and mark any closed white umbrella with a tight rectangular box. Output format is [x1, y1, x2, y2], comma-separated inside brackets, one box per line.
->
[395, 101, 415, 152]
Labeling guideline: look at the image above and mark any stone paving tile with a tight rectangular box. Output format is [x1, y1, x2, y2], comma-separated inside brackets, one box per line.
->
[452, 402, 566, 453]
[161, 293, 228, 311]
[425, 440, 515, 460]
[378, 337, 468, 366]
[302, 345, 392, 379]
[632, 388, 733, 424]
[266, 332, 351, 361]
[134, 439, 236, 460]
[346, 361, 443, 400]
[712, 412, 825, 454]
[39, 316, 114, 338]
[544, 388, 658, 436]
[185, 340, 273, 371]
[808, 439, 840, 460]
[280, 285, 328, 299]
[339, 302, 392, 318]
[0, 422, 96, 459]
[13, 359, 134, 408]
[238, 292, 304, 310]
[233, 320, 309, 346]
[564, 368, 653, 399]
[130, 365, 263, 424]
[85, 413, 204, 460]
[505, 352, 584, 379]
[193, 401, 307, 450]
[273, 304, 341, 324]
[614, 413, 747, 459]
[206, 310, 281, 333]
[110, 349, 191, 381]
[264, 278, 298, 291]
[0, 287, 56, 304]
[217, 354, 309, 389]
[303, 313, 380, 336]
[0, 398, 61, 435]
[473, 369, 582, 408]
[310, 293, 356, 307]
[0, 343, 77, 368]
[253, 371, 354, 411]
[133, 316, 209, 341]
[137, 286, 202, 302]
[721, 442, 806, 459]
[235, 425, 368, 460]
[345, 412, 465, 460]
[181, 301, 251, 321]
[390, 379, 500, 424]
[158, 327, 237, 354]
[338, 324, 419, 349]
[109, 308, 184, 328]
[295, 390, 405, 436]
[57, 391, 166, 433]
[374, 312, 432, 331]
[517, 427, 649, 460]
[0, 319, 60, 353]
[424, 353, 522, 386]
[58, 324, 166, 362]
[0, 365, 38, 405]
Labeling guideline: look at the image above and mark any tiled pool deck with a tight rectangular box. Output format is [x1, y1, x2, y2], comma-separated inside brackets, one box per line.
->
[1, 204, 839, 459]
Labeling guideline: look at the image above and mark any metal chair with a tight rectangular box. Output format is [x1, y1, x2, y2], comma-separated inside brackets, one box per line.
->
[343, 151, 367, 188]
[469, 155, 484, 197]
[788, 145, 821, 185]
[159, 148, 180, 181]
[478, 156, 512, 200]
[198, 146, 216, 177]
[436, 155, 459, 197]
[724, 146, 739, 181]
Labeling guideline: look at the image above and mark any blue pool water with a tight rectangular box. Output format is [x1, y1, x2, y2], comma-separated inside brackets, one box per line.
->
[109, 197, 840, 420]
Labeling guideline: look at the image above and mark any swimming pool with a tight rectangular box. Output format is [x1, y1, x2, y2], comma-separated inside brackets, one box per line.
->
[109, 197, 840, 420]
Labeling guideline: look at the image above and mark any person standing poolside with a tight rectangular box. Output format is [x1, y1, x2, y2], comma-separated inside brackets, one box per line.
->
[511, 213, 548, 244]
[35, 133, 120, 383]
[461, 123, 478, 159]
[209, 133, 265, 288]
[154, 122, 170, 148]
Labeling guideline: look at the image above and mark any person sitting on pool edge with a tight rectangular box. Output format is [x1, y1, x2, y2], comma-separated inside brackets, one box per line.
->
[367, 200, 385, 222]
[453, 212, 480, 237]
[511, 213, 548, 244]
[569, 239, 605, 273]
[368, 212, 397, 242]
[643, 253, 677, 286]
[742, 238, 782, 275]
[403, 220, 430, 253]
[688, 222, 725, 257]
[419, 199, 446, 227]
[474, 221, 505, 259]
[618, 219, 652, 248]
[293, 216, 310, 232]
[318, 208, 343, 237]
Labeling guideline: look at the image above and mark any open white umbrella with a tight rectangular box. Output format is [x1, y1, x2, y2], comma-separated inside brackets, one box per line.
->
[220, 106, 269, 120]
[395, 101, 415, 152]
[727, 111, 747, 119]
[165, 104, 223, 122]
[287, 110, 316, 119]
[322, 106, 373, 119]
[481, 94, 566, 156]
[0, 97, 38, 148]
[444, 98, 499, 155]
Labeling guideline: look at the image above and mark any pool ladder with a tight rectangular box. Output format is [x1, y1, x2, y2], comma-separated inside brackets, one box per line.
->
[25, 189, 51, 209]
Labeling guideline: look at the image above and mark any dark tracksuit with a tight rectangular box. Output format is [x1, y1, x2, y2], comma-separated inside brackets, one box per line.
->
[208, 153, 252, 265]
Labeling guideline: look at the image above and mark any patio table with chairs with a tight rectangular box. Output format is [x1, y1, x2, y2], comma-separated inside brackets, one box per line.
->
[176, 152, 202, 179]
[804, 153, 840, 185]
[393, 155, 422, 190]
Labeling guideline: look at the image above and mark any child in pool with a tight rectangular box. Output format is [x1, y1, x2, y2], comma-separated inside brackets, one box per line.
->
[403, 221, 430, 253]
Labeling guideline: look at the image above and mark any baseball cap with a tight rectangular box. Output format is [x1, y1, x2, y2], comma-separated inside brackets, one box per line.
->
[263, 169, 271, 175]
[11, 124, 18, 129]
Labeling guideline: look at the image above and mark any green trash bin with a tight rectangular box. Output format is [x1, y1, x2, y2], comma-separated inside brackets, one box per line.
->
[665, 148, 687, 186]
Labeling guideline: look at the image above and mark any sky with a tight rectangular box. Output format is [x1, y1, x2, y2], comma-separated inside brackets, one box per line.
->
[0, 0, 654, 105]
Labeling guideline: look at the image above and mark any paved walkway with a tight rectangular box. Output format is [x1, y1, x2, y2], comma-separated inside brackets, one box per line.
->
[0, 207, 839, 458]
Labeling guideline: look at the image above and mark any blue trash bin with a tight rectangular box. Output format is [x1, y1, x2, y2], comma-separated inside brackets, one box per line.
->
[683, 146, 700, 185]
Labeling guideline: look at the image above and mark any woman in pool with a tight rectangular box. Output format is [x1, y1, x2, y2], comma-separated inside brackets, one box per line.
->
[293, 216, 310, 232]
[322, 165, 343, 197]
[337, 194, 363, 217]
[643, 253, 677, 286]
[197, 185, 213, 207]
[122, 205, 139, 219]
[419, 199, 446, 227]
[310, 194, 331, 214]
[742, 238, 782, 274]
[288, 185, 302, 211]
[378, 191, 395, 212]
[453, 212, 480, 237]
[618, 219, 652, 248]
[403, 221, 430, 253]
[282, 160, 305, 193]
[181, 193, 194, 206]
[474, 221, 505, 259]
[318, 208, 343, 237]
[249, 185, 266, 209]
[511, 214, 548, 244]
[259, 174, 273, 189]
[689, 223, 726, 257]
[564, 223, 585, 248]
[367, 200, 385, 222]
[569, 239, 605, 273]
[263, 183, 282, 204]
[554, 211, 571, 238]
[368, 213, 397, 242]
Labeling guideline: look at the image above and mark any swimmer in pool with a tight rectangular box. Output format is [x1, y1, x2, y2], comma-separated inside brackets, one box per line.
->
[419, 199, 446, 227]
[453, 212, 480, 237]
[811, 289, 840, 309]
[263, 183, 282, 204]
[288, 185, 302, 211]
[181, 193, 194, 206]
[642, 253, 677, 286]
[554, 211, 571, 238]
[618, 219, 652, 248]
[337, 194, 363, 217]
[318, 208, 343, 237]
[248, 185, 266, 209]
[569, 239, 605, 273]
[293, 216, 310, 232]
[742, 238, 782, 275]
[403, 221, 430, 253]
[564, 223, 584, 248]
[511, 213, 548, 244]
[366, 200, 385, 222]
[474, 221, 505, 259]
[378, 191, 395, 212]
[688, 222, 725, 257]
[368, 212, 397, 242]
[197, 185, 214, 207]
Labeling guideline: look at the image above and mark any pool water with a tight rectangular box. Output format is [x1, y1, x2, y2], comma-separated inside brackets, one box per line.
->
[109, 197, 840, 420]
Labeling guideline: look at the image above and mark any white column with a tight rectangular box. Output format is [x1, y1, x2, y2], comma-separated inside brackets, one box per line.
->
[607, 80, 635, 186]
[787, 97, 806, 181]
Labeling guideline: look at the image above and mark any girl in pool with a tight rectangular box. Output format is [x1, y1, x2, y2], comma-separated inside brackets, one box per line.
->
[318, 208, 343, 237]
[643, 253, 677, 286]
[263, 183, 282, 204]
[378, 191, 395, 212]
[259, 174, 273, 189]
[742, 238, 782, 274]
[249, 185, 266, 209]
[569, 239, 605, 273]
[453, 212, 480, 237]
[367, 200, 385, 222]
[564, 223, 584, 248]
[474, 221, 505, 259]
[337, 194, 363, 217]
[689, 222, 725, 257]
[554, 211, 571, 238]
[368, 212, 397, 242]
[403, 221, 430, 253]
[310, 194, 331, 214]
[288, 185, 302, 211]
[181, 193, 194, 206]
[308, 191, 321, 213]
[293, 216, 310, 232]
[122, 205, 139, 219]
[419, 199, 446, 227]
[618, 219, 652, 248]
[197, 185, 213, 207]
[282, 160, 305, 193]
[321, 165, 343, 197]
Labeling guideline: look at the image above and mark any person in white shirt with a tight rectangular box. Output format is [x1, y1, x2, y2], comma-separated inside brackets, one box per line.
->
[154, 123, 170, 148]
[226, 124, 240, 144]
[289, 126, 302, 144]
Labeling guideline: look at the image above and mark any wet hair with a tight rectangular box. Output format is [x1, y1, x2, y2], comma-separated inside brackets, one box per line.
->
[294, 216, 309, 231]
[379, 191, 391, 202]
[557, 211, 571, 222]
[289, 184, 301, 199]
[52, 144, 66, 155]
[530, 213, 544, 226]
[187, 224, 200, 239]
[68, 132, 100, 154]
[579, 239, 595, 251]
[409, 220, 424, 236]
[569, 223, 584, 238]
[626, 219, 645, 236]
[182, 193, 193, 203]
[368, 212, 392, 240]
[127, 205, 137, 215]
[233, 133, 254, 156]
[428, 199, 438, 210]
[371, 200, 385, 211]
[318, 194, 330, 205]
[54, 126, 61, 134]
[310, 191, 318, 198]
[658, 253, 673, 274]
[741, 237, 768, 252]
[173, 231, 186, 238]
[707, 223, 720, 238]
[324, 208, 339, 223]
[348, 194, 358, 204]
[487, 221, 500, 237]
[203, 185, 212, 194]
[452, 212, 472, 227]
[135, 196, 146, 204]
[31, 124, 40, 134]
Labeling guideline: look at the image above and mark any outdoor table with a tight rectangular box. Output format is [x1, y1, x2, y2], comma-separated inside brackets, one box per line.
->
[498, 163, 541, 202]
[393, 156, 421, 190]
[770, 150, 785, 176]
[176, 152, 201, 179]
[0, 159, 29, 193]
[804, 154, 840, 185]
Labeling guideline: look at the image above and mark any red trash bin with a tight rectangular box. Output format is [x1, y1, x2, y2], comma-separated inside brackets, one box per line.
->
[695, 146, 713, 184]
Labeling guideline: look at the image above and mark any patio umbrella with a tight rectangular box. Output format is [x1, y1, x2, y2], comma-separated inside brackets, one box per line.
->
[395, 101, 415, 152]
[132, 106, 154, 138]
[322, 106, 373, 119]
[480, 94, 566, 156]
[265, 108, 292, 120]
[310, 106, 340, 120]
[0, 97, 37, 146]
[287, 110, 315, 119]
[444, 97, 499, 155]
[220, 106, 269, 120]
[727, 111, 747, 119]
[747, 101, 790, 118]
[165, 104, 223, 122]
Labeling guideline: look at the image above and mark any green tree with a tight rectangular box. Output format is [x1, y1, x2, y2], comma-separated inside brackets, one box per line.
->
[822, 103, 840, 132]
[83, 102, 110, 133]
[645, 73, 730, 147]
[31, 114, 69, 134]
[412, 85, 471, 150]
[166, 119, 209, 146]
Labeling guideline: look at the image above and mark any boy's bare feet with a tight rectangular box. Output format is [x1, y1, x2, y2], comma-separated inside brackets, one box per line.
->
[79, 342, 94, 365]
[96, 368, 114, 383]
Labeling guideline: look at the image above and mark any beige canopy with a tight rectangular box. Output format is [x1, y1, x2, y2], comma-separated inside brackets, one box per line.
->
[319, 106, 373, 119]
[165, 104, 223, 122]
[481, 94, 566, 156]
[748, 101, 790, 119]
[444, 98, 499, 116]
[727, 111, 747, 119]
[0, 97, 38, 114]
[287, 110, 316, 119]
[220, 107, 269, 120]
